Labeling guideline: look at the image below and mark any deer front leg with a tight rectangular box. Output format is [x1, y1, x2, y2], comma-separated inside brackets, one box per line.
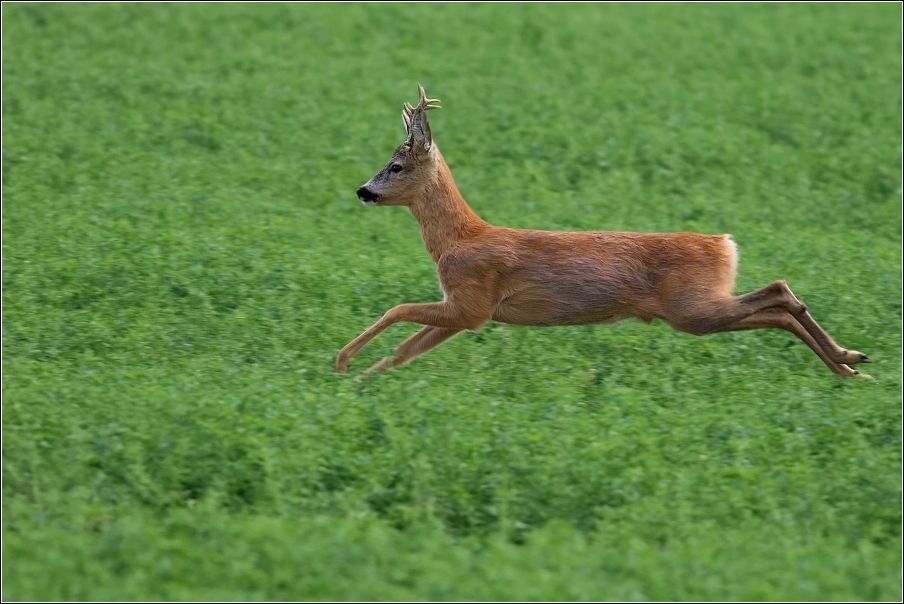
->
[336, 301, 488, 373]
[358, 326, 463, 378]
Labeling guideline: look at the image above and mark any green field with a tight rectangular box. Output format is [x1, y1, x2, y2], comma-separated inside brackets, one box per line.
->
[2, 3, 901, 600]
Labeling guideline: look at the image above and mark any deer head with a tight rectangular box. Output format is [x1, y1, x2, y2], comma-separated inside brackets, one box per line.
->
[356, 84, 441, 207]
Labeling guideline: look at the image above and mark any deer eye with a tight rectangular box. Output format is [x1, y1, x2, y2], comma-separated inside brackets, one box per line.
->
[389, 164, 403, 174]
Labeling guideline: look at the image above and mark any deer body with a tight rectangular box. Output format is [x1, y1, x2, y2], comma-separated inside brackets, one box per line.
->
[337, 86, 868, 378]
[450, 228, 736, 328]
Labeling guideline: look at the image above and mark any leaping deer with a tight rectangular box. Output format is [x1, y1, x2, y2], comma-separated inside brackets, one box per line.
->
[336, 85, 869, 379]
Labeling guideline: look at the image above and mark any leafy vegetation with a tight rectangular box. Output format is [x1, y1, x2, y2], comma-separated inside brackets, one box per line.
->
[3, 3, 901, 600]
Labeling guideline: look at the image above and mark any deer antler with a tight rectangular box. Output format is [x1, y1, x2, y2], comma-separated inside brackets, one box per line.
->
[402, 87, 440, 125]
[401, 85, 441, 150]
[417, 84, 441, 111]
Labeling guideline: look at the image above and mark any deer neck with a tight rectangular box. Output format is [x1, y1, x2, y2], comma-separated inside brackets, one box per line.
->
[409, 151, 488, 263]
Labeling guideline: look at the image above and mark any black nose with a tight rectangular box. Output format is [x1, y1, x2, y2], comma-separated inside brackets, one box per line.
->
[357, 186, 379, 202]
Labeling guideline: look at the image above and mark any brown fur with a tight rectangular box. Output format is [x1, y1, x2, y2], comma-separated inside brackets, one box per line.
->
[337, 86, 868, 378]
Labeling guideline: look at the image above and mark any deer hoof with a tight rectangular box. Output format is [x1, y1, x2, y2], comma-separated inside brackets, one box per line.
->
[851, 370, 874, 380]
[335, 358, 350, 373]
[836, 349, 869, 365]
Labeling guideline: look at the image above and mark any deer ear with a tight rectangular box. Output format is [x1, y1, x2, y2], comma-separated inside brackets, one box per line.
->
[409, 109, 433, 152]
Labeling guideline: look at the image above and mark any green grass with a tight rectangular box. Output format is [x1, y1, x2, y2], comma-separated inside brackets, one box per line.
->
[2, 2, 901, 600]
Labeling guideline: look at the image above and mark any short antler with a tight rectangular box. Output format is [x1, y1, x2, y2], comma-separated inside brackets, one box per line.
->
[417, 84, 441, 111]
[403, 84, 441, 151]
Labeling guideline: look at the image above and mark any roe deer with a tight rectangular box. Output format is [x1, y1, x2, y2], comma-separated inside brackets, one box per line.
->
[336, 85, 869, 378]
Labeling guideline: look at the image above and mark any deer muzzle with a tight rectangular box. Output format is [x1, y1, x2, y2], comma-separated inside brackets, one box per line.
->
[357, 186, 380, 206]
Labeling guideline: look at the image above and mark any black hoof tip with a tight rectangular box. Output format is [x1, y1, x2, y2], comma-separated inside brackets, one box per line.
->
[861, 354, 871, 363]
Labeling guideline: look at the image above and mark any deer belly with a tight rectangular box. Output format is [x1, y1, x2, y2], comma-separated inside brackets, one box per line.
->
[491, 279, 639, 327]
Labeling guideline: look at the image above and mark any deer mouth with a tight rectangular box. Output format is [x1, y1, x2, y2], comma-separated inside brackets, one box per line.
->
[357, 186, 381, 206]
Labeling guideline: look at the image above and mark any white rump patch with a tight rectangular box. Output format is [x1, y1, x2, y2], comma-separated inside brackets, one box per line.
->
[724, 234, 739, 290]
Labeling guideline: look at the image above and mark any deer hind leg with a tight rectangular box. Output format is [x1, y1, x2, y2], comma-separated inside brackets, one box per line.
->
[787, 305, 869, 365]
[666, 280, 868, 377]
[359, 326, 463, 378]
[734, 281, 868, 366]
[711, 307, 860, 377]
